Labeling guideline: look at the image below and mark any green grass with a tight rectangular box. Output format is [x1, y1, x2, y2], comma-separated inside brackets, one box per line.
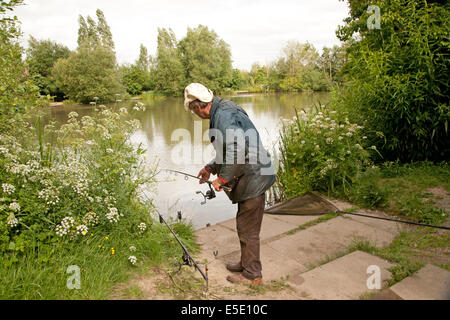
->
[285, 212, 341, 235]
[0, 221, 198, 299]
[349, 226, 450, 286]
[333, 162, 450, 225]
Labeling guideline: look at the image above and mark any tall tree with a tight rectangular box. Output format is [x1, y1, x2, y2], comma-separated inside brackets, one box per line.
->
[96, 9, 114, 50]
[53, 46, 124, 104]
[53, 8, 124, 103]
[26, 36, 71, 99]
[319, 45, 346, 86]
[178, 25, 232, 93]
[77, 15, 88, 47]
[278, 41, 320, 91]
[136, 44, 149, 72]
[153, 27, 185, 95]
[86, 16, 100, 48]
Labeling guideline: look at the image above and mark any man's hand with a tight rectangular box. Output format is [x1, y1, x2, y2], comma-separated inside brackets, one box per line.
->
[212, 178, 223, 192]
[197, 167, 211, 184]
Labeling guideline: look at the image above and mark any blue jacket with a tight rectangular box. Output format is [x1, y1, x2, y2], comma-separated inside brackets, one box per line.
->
[206, 97, 276, 203]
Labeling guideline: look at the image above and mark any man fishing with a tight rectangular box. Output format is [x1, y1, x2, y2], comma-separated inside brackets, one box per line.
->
[184, 83, 276, 285]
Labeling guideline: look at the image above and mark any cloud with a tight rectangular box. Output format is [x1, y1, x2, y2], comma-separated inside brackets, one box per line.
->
[13, 0, 349, 70]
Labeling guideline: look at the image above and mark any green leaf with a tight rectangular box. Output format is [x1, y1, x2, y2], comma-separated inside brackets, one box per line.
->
[8, 242, 16, 250]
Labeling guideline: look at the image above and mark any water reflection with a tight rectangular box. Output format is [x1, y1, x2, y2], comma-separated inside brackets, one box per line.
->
[42, 92, 329, 229]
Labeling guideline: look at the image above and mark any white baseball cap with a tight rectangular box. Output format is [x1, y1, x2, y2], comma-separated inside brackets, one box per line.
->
[184, 83, 214, 111]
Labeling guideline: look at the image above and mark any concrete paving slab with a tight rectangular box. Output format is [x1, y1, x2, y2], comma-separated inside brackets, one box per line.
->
[266, 214, 319, 228]
[288, 250, 395, 300]
[218, 215, 302, 241]
[218, 244, 308, 281]
[309, 216, 397, 248]
[265, 226, 348, 268]
[390, 264, 450, 300]
[195, 224, 240, 260]
[344, 211, 404, 235]
[368, 288, 403, 300]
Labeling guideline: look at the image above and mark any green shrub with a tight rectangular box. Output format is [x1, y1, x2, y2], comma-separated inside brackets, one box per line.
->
[335, 0, 450, 162]
[277, 105, 382, 198]
[52, 45, 125, 104]
[0, 4, 47, 129]
[0, 102, 153, 254]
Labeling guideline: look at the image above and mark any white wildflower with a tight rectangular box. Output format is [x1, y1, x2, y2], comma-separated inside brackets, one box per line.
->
[138, 222, 147, 232]
[128, 256, 137, 265]
[129, 246, 136, 252]
[7, 213, 19, 228]
[56, 216, 75, 237]
[2, 183, 15, 195]
[76, 224, 88, 236]
[338, 136, 343, 141]
[68, 111, 79, 119]
[106, 148, 114, 154]
[106, 207, 120, 223]
[9, 202, 20, 212]
[83, 211, 98, 227]
[101, 109, 112, 117]
[301, 140, 305, 145]
[370, 145, 377, 150]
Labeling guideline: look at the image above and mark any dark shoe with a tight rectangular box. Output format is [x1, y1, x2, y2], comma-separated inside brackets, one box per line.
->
[226, 261, 244, 272]
[226, 273, 262, 285]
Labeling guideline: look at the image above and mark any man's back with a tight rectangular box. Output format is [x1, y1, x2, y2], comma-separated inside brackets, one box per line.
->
[207, 96, 276, 203]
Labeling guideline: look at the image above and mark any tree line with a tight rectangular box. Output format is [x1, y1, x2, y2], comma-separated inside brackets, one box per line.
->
[24, 9, 346, 103]
[2, 1, 448, 163]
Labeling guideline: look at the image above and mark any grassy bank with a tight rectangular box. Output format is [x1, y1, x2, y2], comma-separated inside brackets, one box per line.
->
[0, 102, 198, 299]
[0, 220, 197, 299]
[333, 161, 449, 225]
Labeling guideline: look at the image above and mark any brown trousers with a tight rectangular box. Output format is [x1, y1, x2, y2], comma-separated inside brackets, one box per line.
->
[236, 193, 265, 280]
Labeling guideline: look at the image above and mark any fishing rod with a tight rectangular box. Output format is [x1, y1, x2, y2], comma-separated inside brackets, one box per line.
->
[141, 192, 209, 291]
[164, 169, 232, 205]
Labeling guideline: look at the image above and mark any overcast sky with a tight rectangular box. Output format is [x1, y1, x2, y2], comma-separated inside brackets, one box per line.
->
[13, 0, 350, 71]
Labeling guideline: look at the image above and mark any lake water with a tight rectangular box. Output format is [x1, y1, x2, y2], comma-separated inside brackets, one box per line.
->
[44, 92, 330, 229]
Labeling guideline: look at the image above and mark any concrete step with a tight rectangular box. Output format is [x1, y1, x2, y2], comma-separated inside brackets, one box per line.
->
[196, 211, 401, 282]
[262, 215, 399, 272]
[195, 214, 318, 261]
[389, 264, 450, 300]
[286, 250, 395, 300]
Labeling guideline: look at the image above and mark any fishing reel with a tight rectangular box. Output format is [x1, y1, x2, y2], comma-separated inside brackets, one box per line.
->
[196, 184, 216, 205]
